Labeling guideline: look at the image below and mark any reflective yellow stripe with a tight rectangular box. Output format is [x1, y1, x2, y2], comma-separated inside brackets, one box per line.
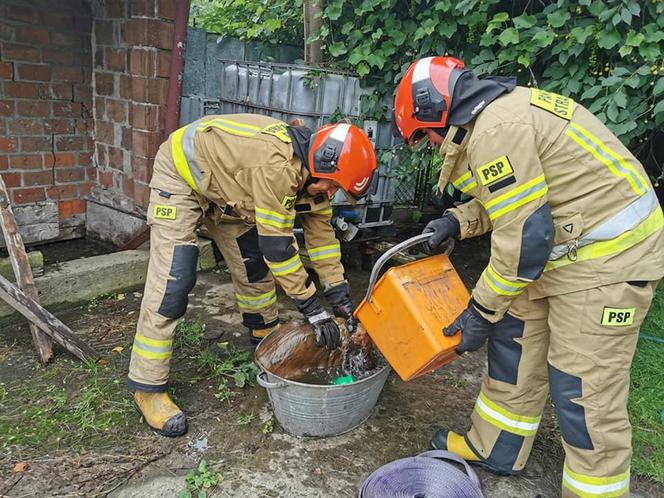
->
[566, 123, 648, 196]
[266, 253, 303, 276]
[170, 127, 199, 192]
[312, 207, 333, 216]
[546, 207, 664, 271]
[483, 175, 548, 221]
[235, 289, 277, 310]
[308, 243, 341, 261]
[255, 207, 296, 229]
[562, 464, 630, 498]
[132, 332, 173, 360]
[482, 265, 528, 296]
[452, 171, 478, 193]
[134, 332, 172, 348]
[199, 118, 261, 137]
[475, 391, 541, 437]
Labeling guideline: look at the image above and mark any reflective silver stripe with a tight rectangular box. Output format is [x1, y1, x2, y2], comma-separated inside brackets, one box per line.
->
[456, 177, 476, 191]
[181, 118, 205, 191]
[485, 178, 547, 218]
[549, 189, 658, 261]
[133, 337, 172, 354]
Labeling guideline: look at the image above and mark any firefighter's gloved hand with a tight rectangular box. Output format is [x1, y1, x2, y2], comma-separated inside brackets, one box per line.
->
[423, 212, 461, 254]
[295, 296, 341, 349]
[444, 301, 493, 354]
[324, 281, 358, 333]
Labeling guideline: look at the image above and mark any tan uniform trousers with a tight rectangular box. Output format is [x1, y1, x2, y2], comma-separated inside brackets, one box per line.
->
[128, 192, 281, 391]
[463, 280, 658, 497]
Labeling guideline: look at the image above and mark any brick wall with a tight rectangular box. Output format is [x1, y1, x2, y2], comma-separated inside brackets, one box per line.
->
[91, 0, 175, 217]
[0, 0, 94, 238]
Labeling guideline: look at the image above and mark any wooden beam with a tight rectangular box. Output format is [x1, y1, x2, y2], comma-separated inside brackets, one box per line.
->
[0, 175, 53, 363]
[0, 273, 98, 363]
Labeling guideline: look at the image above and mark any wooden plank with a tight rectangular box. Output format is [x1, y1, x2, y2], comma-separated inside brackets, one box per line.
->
[0, 176, 53, 363]
[0, 273, 98, 363]
[0, 201, 59, 248]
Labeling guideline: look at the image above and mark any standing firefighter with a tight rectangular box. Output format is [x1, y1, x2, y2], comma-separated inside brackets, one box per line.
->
[393, 56, 664, 497]
[129, 114, 377, 437]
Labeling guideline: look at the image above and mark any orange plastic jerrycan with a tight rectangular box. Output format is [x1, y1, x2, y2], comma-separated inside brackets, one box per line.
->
[354, 234, 469, 381]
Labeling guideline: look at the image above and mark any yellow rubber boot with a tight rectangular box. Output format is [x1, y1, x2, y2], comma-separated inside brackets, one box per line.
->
[431, 429, 480, 461]
[134, 391, 188, 437]
[249, 323, 280, 345]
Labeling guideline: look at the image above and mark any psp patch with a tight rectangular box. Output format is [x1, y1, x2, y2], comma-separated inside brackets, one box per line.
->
[477, 155, 514, 188]
[601, 307, 636, 327]
[281, 194, 297, 210]
[153, 205, 177, 220]
[530, 89, 574, 120]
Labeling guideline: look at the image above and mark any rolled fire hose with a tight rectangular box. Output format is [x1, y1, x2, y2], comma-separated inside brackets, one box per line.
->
[359, 450, 484, 498]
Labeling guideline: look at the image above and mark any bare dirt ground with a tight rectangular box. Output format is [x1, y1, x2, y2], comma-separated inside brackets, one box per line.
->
[0, 237, 662, 498]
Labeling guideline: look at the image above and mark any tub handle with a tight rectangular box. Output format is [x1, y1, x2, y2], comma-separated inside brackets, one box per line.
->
[364, 233, 454, 303]
[256, 371, 287, 389]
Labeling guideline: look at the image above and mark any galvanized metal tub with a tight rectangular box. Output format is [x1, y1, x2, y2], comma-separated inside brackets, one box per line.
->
[256, 365, 391, 438]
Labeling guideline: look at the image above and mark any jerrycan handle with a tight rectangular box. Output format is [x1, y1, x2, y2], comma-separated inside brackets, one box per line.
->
[364, 233, 433, 304]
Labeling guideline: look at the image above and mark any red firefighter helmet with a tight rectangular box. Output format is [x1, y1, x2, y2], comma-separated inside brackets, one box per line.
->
[393, 56, 465, 146]
[309, 123, 378, 200]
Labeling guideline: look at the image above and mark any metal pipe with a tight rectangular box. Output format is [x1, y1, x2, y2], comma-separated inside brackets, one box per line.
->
[164, 0, 191, 138]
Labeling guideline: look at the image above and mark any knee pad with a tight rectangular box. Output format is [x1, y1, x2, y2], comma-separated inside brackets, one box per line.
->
[158, 244, 199, 319]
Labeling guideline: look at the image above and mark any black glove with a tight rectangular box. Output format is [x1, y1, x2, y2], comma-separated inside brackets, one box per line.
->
[444, 300, 493, 354]
[294, 296, 341, 349]
[324, 281, 358, 333]
[423, 212, 460, 254]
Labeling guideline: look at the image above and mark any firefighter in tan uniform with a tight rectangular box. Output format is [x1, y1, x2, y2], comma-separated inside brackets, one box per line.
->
[129, 114, 377, 437]
[393, 56, 664, 497]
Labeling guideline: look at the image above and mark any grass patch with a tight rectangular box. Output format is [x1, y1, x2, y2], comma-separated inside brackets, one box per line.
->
[630, 282, 664, 482]
[178, 459, 223, 498]
[0, 358, 133, 453]
[176, 314, 206, 348]
[195, 342, 260, 403]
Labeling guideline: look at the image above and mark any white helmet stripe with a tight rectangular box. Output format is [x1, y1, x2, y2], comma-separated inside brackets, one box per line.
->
[354, 176, 369, 191]
[329, 123, 351, 142]
[412, 57, 434, 84]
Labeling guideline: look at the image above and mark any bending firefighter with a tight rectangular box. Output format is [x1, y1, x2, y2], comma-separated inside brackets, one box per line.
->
[128, 114, 377, 437]
[394, 56, 664, 497]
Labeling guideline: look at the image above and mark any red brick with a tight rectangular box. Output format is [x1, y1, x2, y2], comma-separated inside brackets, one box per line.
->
[122, 174, 134, 197]
[21, 136, 52, 152]
[0, 156, 7, 170]
[12, 187, 46, 204]
[129, 48, 156, 77]
[131, 76, 168, 104]
[42, 48, 74, 66]
[158, 0, 177, 21]
[9, 154, 42, 169]
[132, 129, 160, 157]
[0, 62, 13, 80]
[74, 15, 92, 33]
[4, 81, 45, 99]
[0, 100, 14, 116]
[134, 181, 150, 208]
[55, 136, 85, 151]
[1, 43, 41, 63]
[95, 72, 115, 96]
[105, 1, 125, 18]
[133, 155, 152, 183]
[121, 126, 132, 149]
[8, 119, 43, 135]
[132, 0, 156, 17]
[50, 31, 82, 47]
[99, 170, 113, 188]
[79, 151, 92, 166]
[16, 27, 50, 45]
[74, 84, 92, 103]
[58, 199, 86, 218]
[95, 121, 114, 144]
[0, 22, 13, 42]
[41, 12, 74, 30]
[2, 172, 21, 188]
[79, 181, 93, 197]
[49, 83, 73, 101]
[6, 5, 36, 23]
[95, 143, 107, 167]
[105, 48, 126, 72]
[85, 167, 96, 180]
[131, 103, 159, 130]
[124, 19, 149, 46]
[46, 184, 78, 200]
[22, 170, 53, 186]
[148, 19, 173, 50]
[119, 74, 131, 99]
[108, 146, 124, 168]
[0, 137, 18, 152]
[55, 167, 85, 183]
[156, 50, 171, 78]
[52, 66, 83, 83]
[16, 63, 51, 82]
[17, 101, 49, 117]
[43, 119, 74, 134]
[105, 98, 127, 123]
[94, 20, 115, 45]
[52, 102, 75, 117]
[54, 152, 77, 167]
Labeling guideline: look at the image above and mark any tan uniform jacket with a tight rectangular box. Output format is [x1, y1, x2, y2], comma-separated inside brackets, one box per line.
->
[151, 114, 345, 301]
[438, 87, 664, 322]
